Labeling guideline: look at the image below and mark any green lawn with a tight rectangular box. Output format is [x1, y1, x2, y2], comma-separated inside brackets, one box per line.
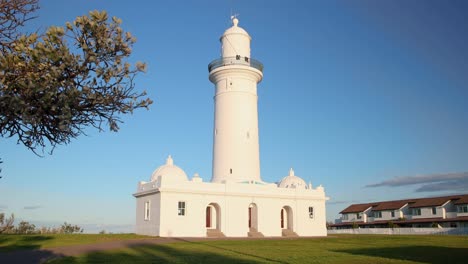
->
[1, 234, 467, 263]
[0, 233, 148, 252]
[48, 234, 468, 264]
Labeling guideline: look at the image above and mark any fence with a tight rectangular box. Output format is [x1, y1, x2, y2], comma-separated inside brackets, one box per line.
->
[328, 227, 468, 235]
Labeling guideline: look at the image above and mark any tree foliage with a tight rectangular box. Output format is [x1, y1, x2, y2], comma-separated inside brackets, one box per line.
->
[0, 0, 39, 52]
[0, 213, 84, 234]
[60, 221, 83, 234]
[0, 0, 152, 156]
[16, 220, 36, 234]
[0, 212, 15, 233]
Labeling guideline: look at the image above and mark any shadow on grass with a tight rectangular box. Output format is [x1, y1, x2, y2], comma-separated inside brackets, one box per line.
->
[49, 242, 267, 264]
[334, 245, 468, 264]
[0, 235, 64, 263]
[0, 235, 53, 252]
[174, 238, 286, 264]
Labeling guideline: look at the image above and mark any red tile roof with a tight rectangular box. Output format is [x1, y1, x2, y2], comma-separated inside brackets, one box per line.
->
[372, 200, 409, 211]
[340, 203, 375, 214]
[453, 195, 468, 205]
[339, 194, 468, 214]
[408, 196, 454, 208]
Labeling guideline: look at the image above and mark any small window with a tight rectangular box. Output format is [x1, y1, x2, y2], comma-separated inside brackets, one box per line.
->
[391, 211, 395, 218]
[373, 211, 382, 218]
[457, 205, 468, 213]
[178, 201, 186, 216]
[413, 208, 421, 216]
[356, 213, 362, 219]
[432, 207, 437, 215]
[308, 207, 314, 219]
[342, 214, 348, 220]
[144, 201, 150, 221]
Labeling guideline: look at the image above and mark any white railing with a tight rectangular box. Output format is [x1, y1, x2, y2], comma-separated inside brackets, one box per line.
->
[328, 227, 468, 235]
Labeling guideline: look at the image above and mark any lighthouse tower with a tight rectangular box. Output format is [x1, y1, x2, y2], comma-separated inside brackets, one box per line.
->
[208, 17, 264, 183]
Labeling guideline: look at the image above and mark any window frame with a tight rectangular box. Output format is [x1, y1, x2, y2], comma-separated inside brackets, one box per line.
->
[413, 208, 421, 216]
[308, 206, 314, 219]
[178, 201, 186, 216]
[144, 201, 150, 221]
[391, 211, 395, 218]
[458, 204, 468, 213]
[432, 207, 437, 215]
[373, 211, 382, 218]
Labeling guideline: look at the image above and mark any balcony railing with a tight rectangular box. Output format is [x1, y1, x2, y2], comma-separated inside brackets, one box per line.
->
[208, 56, 263, 72]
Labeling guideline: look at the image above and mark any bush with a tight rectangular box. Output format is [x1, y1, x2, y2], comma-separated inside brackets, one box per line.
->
[15, 221, 36, 234]
[60, 222, 83, 234]
[0, 213, 15, 234]
[387, 221, 398, 229]
[1, 214, 84, 234]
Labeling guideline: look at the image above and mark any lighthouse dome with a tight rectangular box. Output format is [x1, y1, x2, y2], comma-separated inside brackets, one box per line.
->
[150, 155, 188, 182]
[278, 168, 307, 189]
[222, 17, 251, 38]
[220, 17, 251, 58]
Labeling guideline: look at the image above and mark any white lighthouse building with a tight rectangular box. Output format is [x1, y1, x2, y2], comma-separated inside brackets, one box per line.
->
[210, 17, 262, 184]
[134, 17, 327, 237]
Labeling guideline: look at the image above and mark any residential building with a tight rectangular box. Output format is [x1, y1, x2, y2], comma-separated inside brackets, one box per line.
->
[331, 194, 468, 229]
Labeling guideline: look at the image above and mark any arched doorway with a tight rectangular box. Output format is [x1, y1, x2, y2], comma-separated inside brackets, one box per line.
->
[206, 203, 221, 230]
[281, 206, 293, 231]
[248, 203, 258, 231]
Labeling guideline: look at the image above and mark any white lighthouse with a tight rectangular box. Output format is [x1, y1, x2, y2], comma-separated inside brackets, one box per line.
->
[209, 17, 263, 183]
[134, 17, 327, 238]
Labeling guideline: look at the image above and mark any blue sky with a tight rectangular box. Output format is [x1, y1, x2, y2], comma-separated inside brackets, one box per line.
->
[1, 0, 467, 232]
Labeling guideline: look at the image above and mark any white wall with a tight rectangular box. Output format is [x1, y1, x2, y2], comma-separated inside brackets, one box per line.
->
[372, 210, 404, 221]
[341, 212, 364, 223]
[210, 68, 263, 184]
[134, 179, 327, 237]
[411, 206, 443, 219]
[135, 193, 161, 236]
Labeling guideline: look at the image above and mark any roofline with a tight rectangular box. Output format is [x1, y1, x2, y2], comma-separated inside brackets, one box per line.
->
[339, 194, 467, 212]
[340, 206, 372, 214]
[372, 203, 409, 211]
[408, 199, 451, 208]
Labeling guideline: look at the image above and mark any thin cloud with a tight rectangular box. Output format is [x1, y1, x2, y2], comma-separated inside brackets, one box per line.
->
[415, 180, 468, 192]
[366, 172, 468, 193]
[23, 205, 42, 210]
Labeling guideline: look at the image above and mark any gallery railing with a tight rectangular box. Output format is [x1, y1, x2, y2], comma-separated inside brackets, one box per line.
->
[208, 56, 263, 72]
